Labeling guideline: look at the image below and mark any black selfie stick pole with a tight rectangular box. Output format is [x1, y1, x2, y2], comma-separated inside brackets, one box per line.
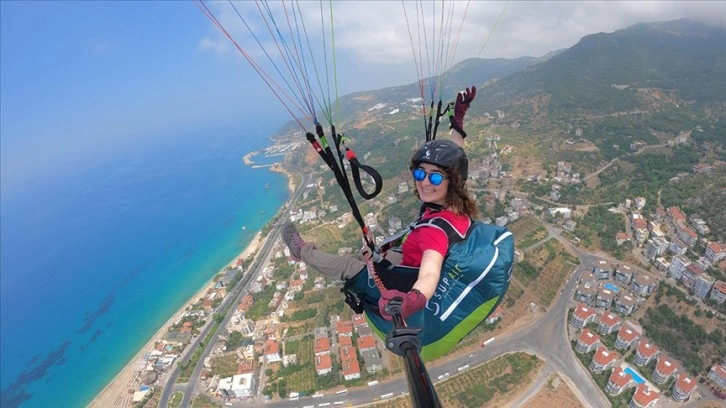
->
[384, 297, 442, 408]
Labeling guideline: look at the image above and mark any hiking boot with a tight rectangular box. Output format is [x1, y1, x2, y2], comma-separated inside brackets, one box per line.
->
[282, 221, 306, 259]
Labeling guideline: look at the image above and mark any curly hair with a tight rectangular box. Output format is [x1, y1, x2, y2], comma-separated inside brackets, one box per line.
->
[443, 169, 479, 218]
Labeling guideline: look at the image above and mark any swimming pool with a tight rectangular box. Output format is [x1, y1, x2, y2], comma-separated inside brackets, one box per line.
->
[624, 367, 645, 384]
[604, 283, 620, 292]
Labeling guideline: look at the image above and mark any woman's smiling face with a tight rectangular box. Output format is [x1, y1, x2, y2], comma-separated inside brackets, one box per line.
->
[414, 162, 449, 206]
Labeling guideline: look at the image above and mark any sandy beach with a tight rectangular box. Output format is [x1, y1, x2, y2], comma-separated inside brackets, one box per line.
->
[88, 232, 264, 408]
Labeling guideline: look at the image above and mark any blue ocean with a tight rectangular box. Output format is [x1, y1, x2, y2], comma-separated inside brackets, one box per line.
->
[0, 117, 290, 407]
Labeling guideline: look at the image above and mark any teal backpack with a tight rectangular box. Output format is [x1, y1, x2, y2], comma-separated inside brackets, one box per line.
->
[342, 218, 514, 360]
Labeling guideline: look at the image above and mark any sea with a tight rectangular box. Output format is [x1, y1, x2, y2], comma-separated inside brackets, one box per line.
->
[0, 117, 290, 407]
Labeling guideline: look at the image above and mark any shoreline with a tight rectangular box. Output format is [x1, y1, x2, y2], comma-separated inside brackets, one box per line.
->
[88, 232, 265, 408]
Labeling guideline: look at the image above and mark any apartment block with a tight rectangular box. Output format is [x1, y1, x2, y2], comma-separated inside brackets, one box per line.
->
[614, 264, 634, 284]
[607, 367, 633, 396]
[590, 346, 619, 373]
[598, 312, 621, 335]
[634, 341, 659, 367]
[592, 260, 613, 280]
[576, 328, 601, 353]
[652, 356, 678, 384]
[672, 373, 697, 402]
[615, 324, 640, 350]
[570, 303, 597, 329]
[614, 293, 638, 316]
[630, 384, 660, 408]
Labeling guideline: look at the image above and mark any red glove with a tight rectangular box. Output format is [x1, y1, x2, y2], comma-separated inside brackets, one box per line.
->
[378, 289, 427, 321]
[449, 86, 476, 138]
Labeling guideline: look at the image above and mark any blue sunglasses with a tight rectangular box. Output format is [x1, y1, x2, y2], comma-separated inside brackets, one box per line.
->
[412, 168, 447, 186]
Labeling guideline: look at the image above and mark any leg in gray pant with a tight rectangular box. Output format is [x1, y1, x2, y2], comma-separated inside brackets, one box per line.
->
[300, 244, 404, 281]
[299, 243, 366, 281]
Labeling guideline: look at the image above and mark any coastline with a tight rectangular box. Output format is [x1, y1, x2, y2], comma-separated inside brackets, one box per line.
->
[88, 232, 264, 408]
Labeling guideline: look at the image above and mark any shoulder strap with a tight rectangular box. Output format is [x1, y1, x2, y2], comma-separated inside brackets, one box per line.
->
[413, 216, 472, 247]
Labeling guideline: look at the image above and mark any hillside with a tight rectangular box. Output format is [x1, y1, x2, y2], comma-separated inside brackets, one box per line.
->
[280, 18, 726, 239]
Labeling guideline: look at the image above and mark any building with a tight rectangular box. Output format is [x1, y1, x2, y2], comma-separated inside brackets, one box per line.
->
[315, 354, 332, 375]
[485, 306, 504, 324]
[314, 337, 330, 356]
[667, 206, 687, 225]
[342, 359, 361, 381]
[614, 293, 638, 316]
[630, 384, 660, 408]
[652, 356, 678, 384]
[630, 274, 656, 297]
[598, 312, 622, 335]
[570, 304, 597, 329]
[264, 340, 281, 363]
[634, 341, 659, 367]
[668, 255, 690, 280]
[590, 346, 619, 373]
[710, 281, 726, 304]
[338, 335, 352, 347]
[575, 282, 598, 303]
[668, 238, 688, 256]
[707, 364, 726, 391]
[614, 265, 635, 284]
[672, 373, 697, 402]
[357, 335, 377, 353]
[592, 260, 613, 280]
[360, 348, 383, 374]
[645, 237, 669, 260]
[336, 320, 354, 337]
[615, 324, 639, 350]
[693, 275, 714, 299]
[339, 345, 357, 363]
[580, 270, 597, 285]
[352, 314, 368, 331]
[217, 373, 256, 398]
[705, 242, 726, 263]
[596, 288, 616, 309]
[676, 225, 698, 246]
[576, 328, 601, 353]
[681, 264, 704, 290]
[607, 367, 633, 396]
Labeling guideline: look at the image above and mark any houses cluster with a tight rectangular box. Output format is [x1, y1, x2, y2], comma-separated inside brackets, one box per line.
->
[571, 303, 699, 404]
[313, 314, 383, 381]
[623, 202, 726, 304]
[574, 261, 655, 316]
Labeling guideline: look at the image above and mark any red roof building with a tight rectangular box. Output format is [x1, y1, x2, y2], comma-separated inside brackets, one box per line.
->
[597, 312, 622, 335]
[590, 346, 619, 373]
[336, 320, 354, 337]
[575, 328, 600, 354]
[710, 281, 726, 304]
[606, 367, 633, 395]
[652, 355, 678, 384]
[357, 335, 377, 352]
[264, 340, 281, 363]
[338, 335, 352, 347]
[342, 359, 361, 381]
[339, 345, 357, 362]
[352, 314, 368, 330]
[634, 341, 659, 366]
[614, 324, 639, 350]
[570, 303, 597, 329]
[315, 354, 332, 376]
[672, 373, 697, 402]
[314, 337, 331, 356]
[630, 384, 660, 408]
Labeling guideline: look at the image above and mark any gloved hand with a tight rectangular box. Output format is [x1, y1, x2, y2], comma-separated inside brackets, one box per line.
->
[378, 289, 427, 321]
[449, 86, 476, 138]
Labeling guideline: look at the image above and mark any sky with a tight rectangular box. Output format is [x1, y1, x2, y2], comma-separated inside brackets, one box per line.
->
[2, 1, 725, 196]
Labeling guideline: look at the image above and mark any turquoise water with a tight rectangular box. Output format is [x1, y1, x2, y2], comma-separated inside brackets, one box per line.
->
[604, 283, 620, 292]
[624, 366, 646, 384]
[0, 119, 289, 407]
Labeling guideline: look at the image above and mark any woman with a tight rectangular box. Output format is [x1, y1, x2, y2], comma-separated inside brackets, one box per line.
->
[282, 88, 477, 321]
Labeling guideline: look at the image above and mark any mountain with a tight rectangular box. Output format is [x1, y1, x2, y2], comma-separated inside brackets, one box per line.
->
[476, 18, 726, 121]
